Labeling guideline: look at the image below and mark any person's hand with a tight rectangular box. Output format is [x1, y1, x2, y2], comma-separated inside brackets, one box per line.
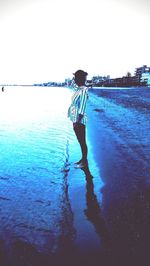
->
[77, 114, 83, 123]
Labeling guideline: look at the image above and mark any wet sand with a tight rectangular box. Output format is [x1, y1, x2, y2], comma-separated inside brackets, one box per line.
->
[86, 87, 150, 266]
[0, 87, 150, 266]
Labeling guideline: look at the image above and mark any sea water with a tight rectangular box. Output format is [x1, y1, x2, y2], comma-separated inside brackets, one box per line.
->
[0, 86, 150, 263]
[0, 86, 102, 255]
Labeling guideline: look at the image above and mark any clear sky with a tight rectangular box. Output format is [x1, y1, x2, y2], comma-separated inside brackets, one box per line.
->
[0, 0, 150, 84]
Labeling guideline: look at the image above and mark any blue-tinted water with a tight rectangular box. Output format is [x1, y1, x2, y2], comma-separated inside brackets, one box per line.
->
[0, 86, 102, 257]
[0, 86, 150, 265]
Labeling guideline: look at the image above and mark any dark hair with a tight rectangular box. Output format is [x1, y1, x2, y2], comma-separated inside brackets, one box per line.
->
[73, 69, 88, 86]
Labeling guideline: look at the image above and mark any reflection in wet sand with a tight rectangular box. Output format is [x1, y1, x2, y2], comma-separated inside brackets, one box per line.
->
[83, 166, 109, 241]
[57, 162, 110, 266]
[80, 165, 111, 264]
[57, 140, 76, 257]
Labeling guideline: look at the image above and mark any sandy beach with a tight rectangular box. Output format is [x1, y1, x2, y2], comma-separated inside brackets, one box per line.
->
[0, 86, 150, 266]
[86, 87, 150, 265]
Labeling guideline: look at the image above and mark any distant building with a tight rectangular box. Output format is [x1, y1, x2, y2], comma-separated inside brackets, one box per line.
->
[141, 72, 150, 86]
[135, 65, 150, 76]
[135, 65, 150, 84]
[107, 65, 150, 87]
[91, 75, 110, 86]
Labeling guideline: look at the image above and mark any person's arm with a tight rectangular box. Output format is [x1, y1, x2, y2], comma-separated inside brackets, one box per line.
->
[79, 88, 87, 114]
[70, 78, 78, 91]
[77, 113, 84, 123]
[77, 88, 88, 122]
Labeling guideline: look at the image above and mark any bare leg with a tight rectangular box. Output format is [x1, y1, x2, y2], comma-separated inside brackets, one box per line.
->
[73, 123, 88, 162]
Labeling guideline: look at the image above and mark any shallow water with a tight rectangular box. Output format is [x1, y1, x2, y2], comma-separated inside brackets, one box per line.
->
[0, 86, 102, 262]
[0, 86, 150, 265]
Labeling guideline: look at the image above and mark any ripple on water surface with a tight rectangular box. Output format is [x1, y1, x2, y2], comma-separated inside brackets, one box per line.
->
[0, 86, 75, 252]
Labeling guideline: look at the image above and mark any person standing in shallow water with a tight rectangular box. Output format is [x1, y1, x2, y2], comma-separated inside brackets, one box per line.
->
[68, 70, 88, 168]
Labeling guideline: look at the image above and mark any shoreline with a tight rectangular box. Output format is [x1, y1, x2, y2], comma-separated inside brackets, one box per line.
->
[0, 86, 149, 266]
[86, 87, 150, 264]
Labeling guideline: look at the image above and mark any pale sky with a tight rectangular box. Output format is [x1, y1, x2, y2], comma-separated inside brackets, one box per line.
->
[0, 0, 150, 84]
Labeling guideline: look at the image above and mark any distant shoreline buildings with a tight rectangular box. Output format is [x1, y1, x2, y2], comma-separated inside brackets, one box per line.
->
[65, 65, 150, 88]
[99, 65, 150, 88]
[1, 65, 150, 88]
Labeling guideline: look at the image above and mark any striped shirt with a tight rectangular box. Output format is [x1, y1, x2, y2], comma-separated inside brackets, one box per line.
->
[68, 85, 88, 125]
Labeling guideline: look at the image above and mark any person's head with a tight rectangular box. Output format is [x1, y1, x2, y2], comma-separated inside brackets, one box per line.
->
[73, 70, 88, 86]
